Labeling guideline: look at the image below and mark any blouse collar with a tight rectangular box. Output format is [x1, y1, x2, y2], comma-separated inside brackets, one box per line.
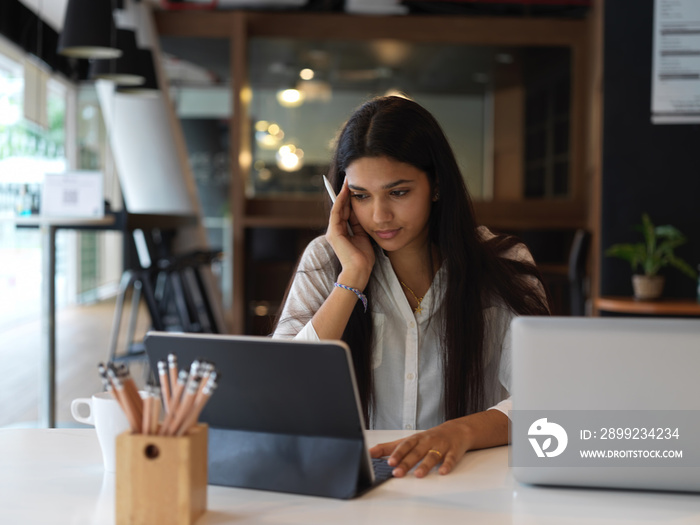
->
[373, 248, 446, 324]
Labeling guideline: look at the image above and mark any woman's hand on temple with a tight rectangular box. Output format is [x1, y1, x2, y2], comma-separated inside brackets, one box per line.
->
[368, 410, 509, 478]
[325, 177, 375, 289]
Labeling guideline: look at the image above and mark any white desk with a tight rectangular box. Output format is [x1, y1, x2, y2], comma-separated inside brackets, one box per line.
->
[1, 429, 699, 524]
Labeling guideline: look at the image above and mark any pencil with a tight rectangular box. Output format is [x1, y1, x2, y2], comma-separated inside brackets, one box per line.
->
[167, 375, 201, 436]
[141, 385, 152, 435]
[167, 354, 178, 406]
[107, 367, 140, 433]
[97, 363, 114, 397]
[159, 370, 188, 435]
[115, 364, 143, 423]
[151, 387, 161, 435]
[183, 360, 201, 395]
[157, 360, 171, 413]
[164, 359, 200, 435]
[194, 370, 217, 409]
[193, 361, 212, 401]
[177, 374, 218, 436]
[105, 365, 126, 409]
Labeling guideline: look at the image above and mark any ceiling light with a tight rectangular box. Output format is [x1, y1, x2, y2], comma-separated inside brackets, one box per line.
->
[117, 49, 160, 95]
[299, 68, 314, 80]
[58, 0, 122, 59]
[255, 122, 284, 150]
[276, 88, 304, 108]
[255, 121, 284, 150]
[90, 29, 144, 86]
[276, 144, 304, 172]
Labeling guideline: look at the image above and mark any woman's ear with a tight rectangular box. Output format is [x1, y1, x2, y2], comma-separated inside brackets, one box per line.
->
[432, 186, 440, 202]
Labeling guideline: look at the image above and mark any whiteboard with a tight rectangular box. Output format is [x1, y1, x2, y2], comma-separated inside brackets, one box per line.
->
[96, 80, 194, 214]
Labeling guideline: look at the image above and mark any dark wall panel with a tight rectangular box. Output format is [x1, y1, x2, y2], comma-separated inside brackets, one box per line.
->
[601, 0, 700, 298]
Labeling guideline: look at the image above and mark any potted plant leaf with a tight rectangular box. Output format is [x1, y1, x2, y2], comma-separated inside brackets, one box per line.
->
[605, 213, 698, 300]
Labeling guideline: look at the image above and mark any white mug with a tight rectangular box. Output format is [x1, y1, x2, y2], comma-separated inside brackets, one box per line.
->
[71, 392, 130, 472]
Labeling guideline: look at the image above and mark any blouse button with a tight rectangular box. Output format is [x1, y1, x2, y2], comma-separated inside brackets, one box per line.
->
[405, 424, 413, 430]
[409, 321, 416, 328]
[406, 373, 415, 381]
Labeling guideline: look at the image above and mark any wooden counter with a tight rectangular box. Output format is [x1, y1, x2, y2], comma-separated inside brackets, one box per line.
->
[595, 296, 700, 316]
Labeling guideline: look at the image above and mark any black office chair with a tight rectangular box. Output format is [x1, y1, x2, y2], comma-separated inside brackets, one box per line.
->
[568, 228, 591, 316]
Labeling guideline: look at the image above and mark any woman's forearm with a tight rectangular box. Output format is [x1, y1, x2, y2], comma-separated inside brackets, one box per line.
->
[453, 408, 510, 451]
[310, 285, 363, 340]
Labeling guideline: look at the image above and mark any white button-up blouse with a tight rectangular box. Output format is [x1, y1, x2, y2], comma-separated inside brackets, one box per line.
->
[273, 229, 533, 430]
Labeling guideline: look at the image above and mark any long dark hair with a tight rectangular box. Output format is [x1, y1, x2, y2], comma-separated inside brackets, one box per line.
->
[280, 96, 549, 426]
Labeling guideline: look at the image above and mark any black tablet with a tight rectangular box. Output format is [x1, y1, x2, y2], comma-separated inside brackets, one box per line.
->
[144, 331, 392, 499]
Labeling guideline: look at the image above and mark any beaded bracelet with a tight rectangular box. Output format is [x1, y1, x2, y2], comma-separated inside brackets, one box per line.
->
[334, 282, 368, 313]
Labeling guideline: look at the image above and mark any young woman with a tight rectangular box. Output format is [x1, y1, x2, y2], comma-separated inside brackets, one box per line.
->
[273, 96, 549, 478]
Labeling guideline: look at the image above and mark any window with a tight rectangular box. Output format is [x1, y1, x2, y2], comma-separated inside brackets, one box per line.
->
[0, 38, 69, 333]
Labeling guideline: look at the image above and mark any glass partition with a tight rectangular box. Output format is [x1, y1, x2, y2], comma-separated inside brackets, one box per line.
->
[248, 38, 489, 198]
[159, 36, 232, 303]
[247, 38, 571, 202]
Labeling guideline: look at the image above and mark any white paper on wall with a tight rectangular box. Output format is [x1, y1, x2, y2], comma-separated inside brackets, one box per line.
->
[652, 0, 700, 124]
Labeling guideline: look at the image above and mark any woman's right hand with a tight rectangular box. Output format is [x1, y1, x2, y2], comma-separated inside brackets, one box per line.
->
[325, 177, 375, 290]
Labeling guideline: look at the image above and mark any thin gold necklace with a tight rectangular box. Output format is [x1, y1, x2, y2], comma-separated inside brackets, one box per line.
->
[400, 281, 424, 314]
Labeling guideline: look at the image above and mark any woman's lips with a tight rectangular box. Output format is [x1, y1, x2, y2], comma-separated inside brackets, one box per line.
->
[375, 229, 401, 240]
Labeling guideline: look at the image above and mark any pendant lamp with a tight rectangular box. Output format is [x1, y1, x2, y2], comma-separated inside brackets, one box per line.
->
[118, 48, 159, 95]
[58, 0, 122, 59]
[90, 29, 144, 86]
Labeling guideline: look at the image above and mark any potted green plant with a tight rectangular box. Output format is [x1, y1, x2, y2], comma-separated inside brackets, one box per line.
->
[605, 213, 697, 300]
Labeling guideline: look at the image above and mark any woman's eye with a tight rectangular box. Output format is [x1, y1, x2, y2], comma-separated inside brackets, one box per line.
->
[351, 193, 368, 201]
[391, 190, 408, 197]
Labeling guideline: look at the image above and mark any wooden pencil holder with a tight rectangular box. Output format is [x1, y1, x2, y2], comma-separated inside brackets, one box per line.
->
[115, 424, 208, 525]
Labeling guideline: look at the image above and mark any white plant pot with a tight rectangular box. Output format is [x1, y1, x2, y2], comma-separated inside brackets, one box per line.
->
[632, 275, 665, 300]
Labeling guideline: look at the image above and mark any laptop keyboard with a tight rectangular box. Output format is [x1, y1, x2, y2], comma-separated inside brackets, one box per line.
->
[372, 457, 394, 483]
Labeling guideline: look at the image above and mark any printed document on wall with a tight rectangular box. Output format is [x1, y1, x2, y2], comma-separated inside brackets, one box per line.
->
[652, 0, 700, 123]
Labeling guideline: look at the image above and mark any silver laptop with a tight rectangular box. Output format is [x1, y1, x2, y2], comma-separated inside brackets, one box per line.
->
[510, 316, 700, 493]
